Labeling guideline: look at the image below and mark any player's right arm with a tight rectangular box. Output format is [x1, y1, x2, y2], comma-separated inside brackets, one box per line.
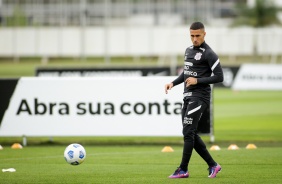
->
[165, 83, 173, 94]
[165, 71, 184, 94]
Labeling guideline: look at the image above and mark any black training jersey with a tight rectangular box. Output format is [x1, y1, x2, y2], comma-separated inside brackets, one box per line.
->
[172, 41, 223, 103]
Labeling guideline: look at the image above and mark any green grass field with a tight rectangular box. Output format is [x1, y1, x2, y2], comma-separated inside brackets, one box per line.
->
[1, 146, 282, 184]
[214, 89, 282, 144]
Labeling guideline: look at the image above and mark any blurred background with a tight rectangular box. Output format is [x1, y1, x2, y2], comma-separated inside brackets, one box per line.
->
[0, 4, 282, 183]
[0, 0, 281, 78]
[0, 0, 282, 146]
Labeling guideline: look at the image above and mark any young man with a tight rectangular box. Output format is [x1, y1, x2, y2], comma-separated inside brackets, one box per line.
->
[165, 22, 224, 178]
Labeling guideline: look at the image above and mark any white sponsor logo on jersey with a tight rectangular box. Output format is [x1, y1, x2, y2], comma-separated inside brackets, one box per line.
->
[184, 62, 193, 66]
[184, 70, 197, 76]
[184, 62, 193, 70]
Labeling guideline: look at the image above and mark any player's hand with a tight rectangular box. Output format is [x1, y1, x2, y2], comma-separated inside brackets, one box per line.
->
[165, 83, 173, 94]
[185, 77, 197, 87]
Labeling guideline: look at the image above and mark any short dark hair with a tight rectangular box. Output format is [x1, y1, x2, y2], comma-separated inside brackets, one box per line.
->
[190, 22, 205, 30]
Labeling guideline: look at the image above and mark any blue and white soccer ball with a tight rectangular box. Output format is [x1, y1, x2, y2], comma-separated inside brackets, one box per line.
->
[64, 143, 86, 165]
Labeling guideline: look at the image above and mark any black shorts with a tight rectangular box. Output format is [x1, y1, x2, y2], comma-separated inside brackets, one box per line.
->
[181, 98, 208, 136]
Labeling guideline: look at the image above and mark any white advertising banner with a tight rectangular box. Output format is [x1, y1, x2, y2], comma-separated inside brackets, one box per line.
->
[0, 77, 184, 136]
[232, 64, 282, 90]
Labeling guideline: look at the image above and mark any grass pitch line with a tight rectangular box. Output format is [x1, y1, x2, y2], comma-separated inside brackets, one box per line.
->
[2, 168, 16, 172]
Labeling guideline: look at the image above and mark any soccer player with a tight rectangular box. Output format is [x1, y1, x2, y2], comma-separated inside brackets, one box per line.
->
[164, 22, 223, 178]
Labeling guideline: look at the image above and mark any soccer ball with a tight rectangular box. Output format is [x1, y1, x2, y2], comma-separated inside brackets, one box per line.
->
[64, 143, 86, 165]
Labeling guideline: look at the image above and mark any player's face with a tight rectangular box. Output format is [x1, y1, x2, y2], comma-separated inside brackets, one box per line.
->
[190, 29, 206, 47]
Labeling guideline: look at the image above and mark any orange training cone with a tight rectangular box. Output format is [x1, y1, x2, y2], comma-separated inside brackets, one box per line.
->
[246, 144, 257, 149]
[161, 146, 174, 152]
[210, 145, 221, 151]
[228, 144, 239, 150]
[11, 143, 23, 149]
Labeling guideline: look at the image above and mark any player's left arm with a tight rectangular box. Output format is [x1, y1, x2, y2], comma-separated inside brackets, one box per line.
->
[197, 51, 224, 84]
